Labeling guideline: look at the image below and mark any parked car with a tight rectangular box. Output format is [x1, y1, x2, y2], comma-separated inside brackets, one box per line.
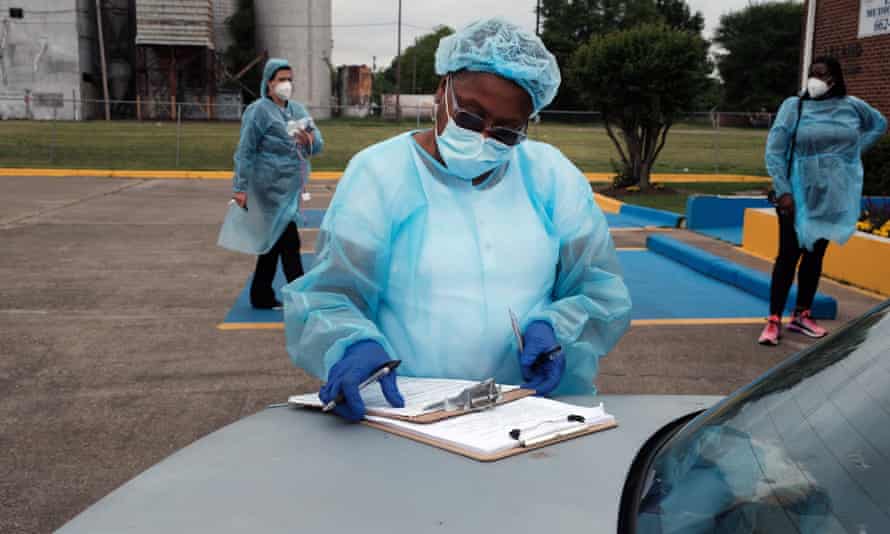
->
[58, 301, 890, 533]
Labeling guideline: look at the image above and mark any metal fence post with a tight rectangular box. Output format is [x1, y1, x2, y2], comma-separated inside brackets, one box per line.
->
[176, 103, 182, 168]
[50, 108, 58, 164]
[713, 111, 721, 173]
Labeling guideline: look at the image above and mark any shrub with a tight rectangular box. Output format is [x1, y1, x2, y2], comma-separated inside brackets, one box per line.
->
[863, 135, 890, 197]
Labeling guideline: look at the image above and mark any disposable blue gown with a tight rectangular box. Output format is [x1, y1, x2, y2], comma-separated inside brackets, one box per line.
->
[282, 133, 631, 395]
[218, 58, 324, 255]
[766, 96, 886, 250]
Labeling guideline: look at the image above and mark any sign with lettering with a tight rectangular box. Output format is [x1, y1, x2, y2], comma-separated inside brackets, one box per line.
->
[32, 92, 64, 108]
[860, 0, 890, 38]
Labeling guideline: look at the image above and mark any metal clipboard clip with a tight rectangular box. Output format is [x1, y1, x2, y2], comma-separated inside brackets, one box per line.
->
[422, 378, 503, 413]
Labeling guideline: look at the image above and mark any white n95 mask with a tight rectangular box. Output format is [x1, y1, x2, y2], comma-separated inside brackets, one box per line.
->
[274, 81, 293, 100]
[807, 78, 829, 99]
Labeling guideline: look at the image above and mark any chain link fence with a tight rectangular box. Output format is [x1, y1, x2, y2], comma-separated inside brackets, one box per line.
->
[0, 96, 774, 175]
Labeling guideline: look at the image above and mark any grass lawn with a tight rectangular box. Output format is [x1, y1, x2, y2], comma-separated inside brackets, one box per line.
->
[0, 118, 770, 175]
[595, 182, 770, 214]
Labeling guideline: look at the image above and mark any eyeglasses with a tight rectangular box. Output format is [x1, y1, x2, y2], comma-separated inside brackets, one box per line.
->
[446, 76, 528, 147]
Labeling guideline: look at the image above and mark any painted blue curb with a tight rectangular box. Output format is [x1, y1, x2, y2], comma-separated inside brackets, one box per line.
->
[301, 209, 325, 228]
[647, 234, 837, 319]
[222, 253, 317, 324]
[686, 195, 772, 229]
[619, 203, 684, 228]
[862, 196, 890, 211]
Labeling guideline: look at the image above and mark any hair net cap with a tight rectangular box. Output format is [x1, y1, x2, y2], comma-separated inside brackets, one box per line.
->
[435, 18, 561, 114]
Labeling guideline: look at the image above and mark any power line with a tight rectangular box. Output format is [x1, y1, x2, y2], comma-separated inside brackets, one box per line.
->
[256, 21, 439, 32]
[255, 22, 397, 28]
[5, 17, 441, 32]
[12, 8, 89, 14]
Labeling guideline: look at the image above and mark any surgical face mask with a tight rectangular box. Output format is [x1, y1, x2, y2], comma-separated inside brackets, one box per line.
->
[434, 79, 514, 180]
[807, 77, 830, 99]
[273, 80, 293, 100]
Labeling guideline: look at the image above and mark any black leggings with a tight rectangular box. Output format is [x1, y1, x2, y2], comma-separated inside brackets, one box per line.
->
[250, 222, 304, 307]
[768, 210, 829, 316]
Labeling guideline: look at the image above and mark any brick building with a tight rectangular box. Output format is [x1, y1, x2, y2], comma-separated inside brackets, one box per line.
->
[802, 0, 890, 115]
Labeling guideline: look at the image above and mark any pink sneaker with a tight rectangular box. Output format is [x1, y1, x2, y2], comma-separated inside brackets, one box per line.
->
[788, 309, 828, 338]
[758, 315, 782, 346]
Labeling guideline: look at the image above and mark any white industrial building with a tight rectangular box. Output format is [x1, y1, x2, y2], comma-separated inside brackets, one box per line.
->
[0, 0, 332, 120]
[0, 0, 99, 119]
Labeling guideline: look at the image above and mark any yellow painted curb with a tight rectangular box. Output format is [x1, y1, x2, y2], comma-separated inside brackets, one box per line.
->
[0, 168, 341, 180]
[1, 168, 769, 183]
[216, 317, 769, 331]
[217, 322, 285, 331]
[632, 318, 767, 326]
[742, 208, 890, 297]
[594, 193, 623, 213]
[627, 174, 770, 183]
[733, 245, 887, 301]
[311, 171, 342, 180]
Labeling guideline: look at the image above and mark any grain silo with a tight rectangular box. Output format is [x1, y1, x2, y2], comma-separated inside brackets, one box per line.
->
[253, 0, 332, 118]
[0, 0, 100, 120]
[212, 0, 237, 53]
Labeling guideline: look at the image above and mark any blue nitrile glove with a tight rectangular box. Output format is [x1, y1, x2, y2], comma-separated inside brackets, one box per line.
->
[319, 340, 405, 422]
[519, 321, 566, 396]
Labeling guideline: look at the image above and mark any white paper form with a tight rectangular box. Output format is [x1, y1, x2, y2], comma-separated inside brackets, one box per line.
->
[287, 377, 519, 417]
[366, 397, 615, 456]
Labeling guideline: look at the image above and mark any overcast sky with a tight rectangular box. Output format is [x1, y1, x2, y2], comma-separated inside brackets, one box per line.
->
[330, 0, 760, 68]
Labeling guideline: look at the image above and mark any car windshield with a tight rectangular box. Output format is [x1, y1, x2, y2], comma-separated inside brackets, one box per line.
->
[635, 301, 890, 534]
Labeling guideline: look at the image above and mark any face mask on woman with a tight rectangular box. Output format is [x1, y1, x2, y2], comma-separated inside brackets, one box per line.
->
[274, 81, 293, 101]
[807, 77, 830, 99]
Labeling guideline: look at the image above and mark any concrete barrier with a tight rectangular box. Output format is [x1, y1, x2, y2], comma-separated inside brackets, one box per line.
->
[648, 233, 837, 318]
[742, 208, 890, 296]
[620, 203, 684, 228]
[685, 195, 772, 245]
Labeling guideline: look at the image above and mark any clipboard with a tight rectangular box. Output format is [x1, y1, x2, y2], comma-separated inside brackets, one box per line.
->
[362, 397, 619, 462]
[370, 387, 534, 423]
[287, 377, 536, 424]
[363, 418, 618, 462]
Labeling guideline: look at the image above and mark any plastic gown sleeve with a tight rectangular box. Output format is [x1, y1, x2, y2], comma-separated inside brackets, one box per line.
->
[232, 105, 260, 194]
[308, 125, 324, 157]
[765, 97, 799, 198]
[291, 102, 325, 158]
[850, 96, 887, 152]
[282, 157, 394, 379]
[526, 174, 632, 395]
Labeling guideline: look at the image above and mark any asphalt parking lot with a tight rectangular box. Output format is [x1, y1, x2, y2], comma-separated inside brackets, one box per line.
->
[1, 175, 882, 533]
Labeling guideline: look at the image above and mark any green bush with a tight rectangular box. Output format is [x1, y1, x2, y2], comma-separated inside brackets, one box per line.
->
[863, 134, 890, 196]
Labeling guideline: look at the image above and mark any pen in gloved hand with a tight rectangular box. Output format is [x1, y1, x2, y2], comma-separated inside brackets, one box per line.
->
[321, 359, 402, 413]
[510, 309, 561, 361]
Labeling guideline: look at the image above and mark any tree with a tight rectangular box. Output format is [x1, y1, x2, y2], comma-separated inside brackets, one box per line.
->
[713, 2, 804, 112]
[223, 0, 262, 105]
[656, 0, 704, 33]
[540, 0, 704, 109]
[540, 0, 659, 109]
[382, 26, 454, 94]
[569, 24, 710, 189]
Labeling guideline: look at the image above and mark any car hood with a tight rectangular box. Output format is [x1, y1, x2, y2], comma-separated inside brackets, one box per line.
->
[58, 394, 719, 534]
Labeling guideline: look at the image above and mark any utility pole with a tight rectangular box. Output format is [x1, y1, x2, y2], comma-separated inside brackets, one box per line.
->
[412, 38, 417, 94]
[95, 0, 111, 120]
[395, 0, 402, 121]
[536, 0, 542, 36]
